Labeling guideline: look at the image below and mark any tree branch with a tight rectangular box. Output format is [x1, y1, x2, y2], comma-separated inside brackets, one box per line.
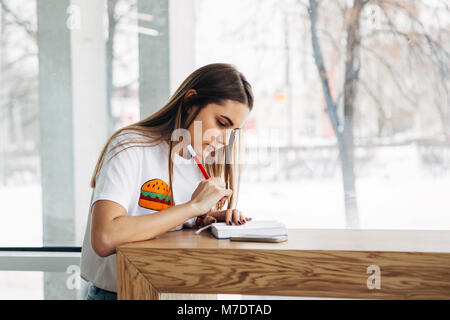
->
[361, 43, 422, 107]
[308, 0, 341, 135]
[0, 0, 36, 38]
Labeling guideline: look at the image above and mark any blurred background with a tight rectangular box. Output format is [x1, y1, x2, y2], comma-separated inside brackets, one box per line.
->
[0, 0, 449, 299]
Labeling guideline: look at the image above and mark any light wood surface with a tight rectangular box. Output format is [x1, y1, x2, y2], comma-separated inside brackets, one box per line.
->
[116, 228, 450, 300]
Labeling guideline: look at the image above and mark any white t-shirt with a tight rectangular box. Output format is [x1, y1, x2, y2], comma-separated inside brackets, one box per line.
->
[80, 130, 205, 292]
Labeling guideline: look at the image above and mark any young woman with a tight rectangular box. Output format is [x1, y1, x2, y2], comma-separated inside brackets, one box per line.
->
[80, 63, 254, 300]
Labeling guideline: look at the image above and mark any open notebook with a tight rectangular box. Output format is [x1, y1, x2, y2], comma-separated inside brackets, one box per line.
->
[196, 220, 288, 239]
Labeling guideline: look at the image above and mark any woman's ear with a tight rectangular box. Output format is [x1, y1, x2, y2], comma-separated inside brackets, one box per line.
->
[184, 89, 198, 117]
[184, 89, 197, 101]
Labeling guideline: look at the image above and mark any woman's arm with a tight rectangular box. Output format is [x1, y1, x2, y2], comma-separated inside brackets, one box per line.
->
[91, 200, 198, 257]
[91, 177, 231, 257]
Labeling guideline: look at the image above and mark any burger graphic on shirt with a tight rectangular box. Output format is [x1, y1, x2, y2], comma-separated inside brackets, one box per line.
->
[139, 178, 173, 211]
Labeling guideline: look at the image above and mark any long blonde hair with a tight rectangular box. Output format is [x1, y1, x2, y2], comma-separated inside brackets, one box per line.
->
[90, 63, 254, 211]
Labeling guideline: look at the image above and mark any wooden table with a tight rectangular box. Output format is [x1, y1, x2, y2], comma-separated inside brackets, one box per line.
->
[116, 228, 450, 300]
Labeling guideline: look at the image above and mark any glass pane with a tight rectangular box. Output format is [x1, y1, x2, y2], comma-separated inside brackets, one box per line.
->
[0, 0, 42, 246]
[0, 270, 88, 300]
[0, 271, 43, 300]
[0, 0, 139, 247]
[0, 0, 447, 301]
[195, 0, 450, 230]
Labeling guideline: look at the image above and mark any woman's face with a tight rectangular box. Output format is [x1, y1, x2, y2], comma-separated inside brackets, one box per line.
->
[187, 99, 250, 159]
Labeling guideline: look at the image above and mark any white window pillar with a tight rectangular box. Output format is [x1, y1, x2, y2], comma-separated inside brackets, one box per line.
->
[169, 0, 196, 93]
[138, 0, 195, 118]
[37, 0, 107, 299]
[70, 0, 108, 246]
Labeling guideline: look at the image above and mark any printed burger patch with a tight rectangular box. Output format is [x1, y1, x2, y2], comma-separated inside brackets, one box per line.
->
[139, 178, 173, 211]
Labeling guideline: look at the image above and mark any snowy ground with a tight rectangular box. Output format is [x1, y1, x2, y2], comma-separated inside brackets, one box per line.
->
[237, 177, 450, 230]
[237, 145, 450, 230]
[0, 184, 43, 247]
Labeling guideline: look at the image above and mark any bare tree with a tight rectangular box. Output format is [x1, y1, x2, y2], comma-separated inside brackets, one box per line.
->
[0, 0, 38, 147]
[307, 0, 450, 227]
[308, 0, 364, 227]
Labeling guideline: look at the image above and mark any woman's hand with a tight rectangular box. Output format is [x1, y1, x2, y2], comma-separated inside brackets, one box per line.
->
[189, 178, 232, 216]
[197, 208, 252, 227]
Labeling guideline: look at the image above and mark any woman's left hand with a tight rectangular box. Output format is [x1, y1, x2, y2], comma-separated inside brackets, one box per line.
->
[198, 208, 252, 227]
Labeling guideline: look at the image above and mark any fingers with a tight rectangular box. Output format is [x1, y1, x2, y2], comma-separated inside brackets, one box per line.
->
[202, 215, 217, 226]
[208, 178, 231, 202]
[237, 212, 252, 225]
[191, 178, 232, 214]
[224, 209, 232, 225]
[210, 209, 234, 225]
[219, 189, 232, 202]
[232, 209, 242, 225]
[209, 177, 225, 188]
[207, 209, 252, 226]
[209, 179, 230, 196]
[226, 209, 248, 226]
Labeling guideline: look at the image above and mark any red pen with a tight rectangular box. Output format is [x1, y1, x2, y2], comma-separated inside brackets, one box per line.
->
[187, 144, 228, 225]
[187, 144, 210, 179]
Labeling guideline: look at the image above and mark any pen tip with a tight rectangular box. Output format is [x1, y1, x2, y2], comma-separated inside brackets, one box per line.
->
[187, 144, 195, 156]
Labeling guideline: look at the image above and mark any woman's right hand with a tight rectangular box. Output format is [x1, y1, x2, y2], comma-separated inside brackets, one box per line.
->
[189, 177, 232, 216]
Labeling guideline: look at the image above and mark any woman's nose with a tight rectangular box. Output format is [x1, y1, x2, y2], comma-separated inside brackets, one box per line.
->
[220, 130, 232, 147]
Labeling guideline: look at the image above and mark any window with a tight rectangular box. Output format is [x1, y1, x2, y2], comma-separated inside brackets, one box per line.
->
[196, 0, 450, 230]
[0, 0, 448, 300]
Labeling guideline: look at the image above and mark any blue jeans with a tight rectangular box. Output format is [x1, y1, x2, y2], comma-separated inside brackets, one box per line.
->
[86, 283, 117, 300]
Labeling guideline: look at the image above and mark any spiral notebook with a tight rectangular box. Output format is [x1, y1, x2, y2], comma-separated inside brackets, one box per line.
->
[196, 220, 288, 240]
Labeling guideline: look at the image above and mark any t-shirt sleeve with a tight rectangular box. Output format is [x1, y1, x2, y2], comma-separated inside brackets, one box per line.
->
[92, 135, 140, 213]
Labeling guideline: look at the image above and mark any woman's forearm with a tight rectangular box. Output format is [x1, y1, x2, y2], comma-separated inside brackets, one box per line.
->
[100, 202, 199, 257]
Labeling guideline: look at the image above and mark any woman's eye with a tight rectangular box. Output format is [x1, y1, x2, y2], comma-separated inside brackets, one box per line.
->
[217, 120, 226, 127]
